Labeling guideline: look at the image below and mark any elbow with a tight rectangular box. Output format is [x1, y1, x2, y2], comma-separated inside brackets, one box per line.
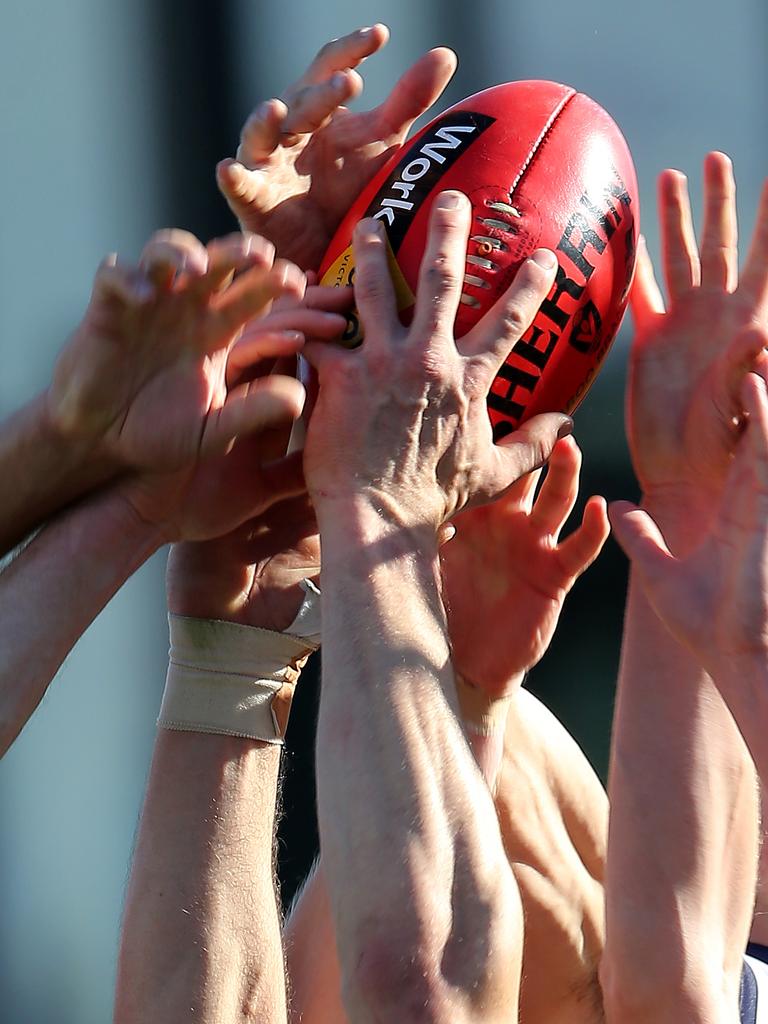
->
[343, 870, 522, 1024]
[343, 934, 450, 1024]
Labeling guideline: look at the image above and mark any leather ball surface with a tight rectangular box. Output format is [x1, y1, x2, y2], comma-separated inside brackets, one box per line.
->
[319, 80, 639, 437]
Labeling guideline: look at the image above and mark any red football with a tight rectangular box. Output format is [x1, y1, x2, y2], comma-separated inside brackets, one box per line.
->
[318, 80, 638, 438]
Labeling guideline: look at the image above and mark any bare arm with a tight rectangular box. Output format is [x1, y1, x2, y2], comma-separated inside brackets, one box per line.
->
[115, 495, 322, 1024]
[0, 489, 161, 753]
[115, 730, 284, 1024]
[318, 511, 522, 1023]
[0, 231, 319, 755]
[601, 155, 768, 1023]
[0, 392, 117, 556]
[303, 191, 569, 1022]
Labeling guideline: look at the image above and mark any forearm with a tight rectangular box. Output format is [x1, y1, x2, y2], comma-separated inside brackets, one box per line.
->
[317, 501, 521, 1024]
[0, 487, 161, 754]
[114, 731, 284, 1024]
[709, 658, 768, 791]
[602, 564, 758, 1023]
[0, 391, 116, 555]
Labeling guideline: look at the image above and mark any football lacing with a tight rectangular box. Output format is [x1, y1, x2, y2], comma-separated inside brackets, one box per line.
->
[460, 199, 521, 307]
[486, 200, 522, 218]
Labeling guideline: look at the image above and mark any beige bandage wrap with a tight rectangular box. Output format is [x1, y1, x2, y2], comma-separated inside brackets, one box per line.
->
[158, 580, 321, 744]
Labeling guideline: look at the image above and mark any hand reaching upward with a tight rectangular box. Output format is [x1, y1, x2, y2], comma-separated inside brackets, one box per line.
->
[48, 231, 345, 477]
[302, 191, 572, 531]
[627, 153, 768, 531]
[442, 437, 609, 698]
[217, 25, 457, 269]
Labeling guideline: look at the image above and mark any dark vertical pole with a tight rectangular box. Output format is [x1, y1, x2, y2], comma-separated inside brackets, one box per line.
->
[149, 0, 240, 238]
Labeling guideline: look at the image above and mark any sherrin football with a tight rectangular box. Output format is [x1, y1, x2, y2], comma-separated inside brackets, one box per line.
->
[318, 80, 639, 438]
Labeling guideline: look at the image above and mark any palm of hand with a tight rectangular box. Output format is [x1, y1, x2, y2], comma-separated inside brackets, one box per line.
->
[441, 439, 608, 699]
[614, 369, 768, 673]
[442, 501, 572, 695]
[629, 293, 749, 497]
[628, 158, 768, 507]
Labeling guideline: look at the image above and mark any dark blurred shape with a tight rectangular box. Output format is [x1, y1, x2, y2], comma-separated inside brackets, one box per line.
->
[149, 0, 241, 239]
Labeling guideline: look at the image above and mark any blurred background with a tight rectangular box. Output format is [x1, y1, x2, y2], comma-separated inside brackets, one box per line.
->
[0, 0, 765, 1018]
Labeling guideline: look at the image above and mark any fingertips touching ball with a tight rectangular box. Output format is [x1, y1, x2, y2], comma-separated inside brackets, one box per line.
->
[318, 79, 639, 438]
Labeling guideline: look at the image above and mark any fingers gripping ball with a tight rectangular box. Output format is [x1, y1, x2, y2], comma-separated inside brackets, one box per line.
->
[319, 80, 639, 438]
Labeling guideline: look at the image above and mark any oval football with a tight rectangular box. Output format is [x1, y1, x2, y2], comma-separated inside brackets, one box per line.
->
[318, 80, 639, 437]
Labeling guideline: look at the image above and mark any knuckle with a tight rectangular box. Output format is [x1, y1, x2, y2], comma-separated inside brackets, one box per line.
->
[354, 273, 387, 308]
[424, 259, 459, 295]
[497, 303, 529, 338]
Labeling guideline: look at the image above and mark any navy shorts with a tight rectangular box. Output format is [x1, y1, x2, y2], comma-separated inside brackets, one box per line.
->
[741, 943, 768, 1023]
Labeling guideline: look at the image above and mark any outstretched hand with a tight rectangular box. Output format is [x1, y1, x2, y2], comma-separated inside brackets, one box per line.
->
[627, 153, 768, 535]
[303, 190, 572, 530]
[612, 363, 768, 682]
[442, 437, 609, 698]
[48, 230, 327, 473]
[217, 25, 457, 269]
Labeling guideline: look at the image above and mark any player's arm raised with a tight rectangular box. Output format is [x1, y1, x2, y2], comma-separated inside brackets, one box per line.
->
[115, 496, 320, 1024]
[600, 154, 767, 1023]
[0, 231, 345, 556]
[303, 190, 569, 1023]
[0, 235, 321, 755]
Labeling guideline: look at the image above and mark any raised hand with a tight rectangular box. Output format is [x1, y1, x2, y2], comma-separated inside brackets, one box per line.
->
[47, 230, 342, 477]
[217, 25, 457, 269]
[628, 153, 768, 537]
[613, 363, 768, 682]
[302, 191, 572, 530]
[441, 436, 608, 698]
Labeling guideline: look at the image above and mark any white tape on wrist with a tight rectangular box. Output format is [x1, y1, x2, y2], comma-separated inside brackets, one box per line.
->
[158, 579, 322, 744]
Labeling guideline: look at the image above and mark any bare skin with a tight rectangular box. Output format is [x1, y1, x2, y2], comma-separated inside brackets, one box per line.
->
[116, 497, 321, 1024]
[0, 231, 331, 753]
[301, 193, 570, 1023]
[285, 441, 610, 1024]
[601, 154, 768, 1023]
[0, 231, 346, 556]
[443, 442, 610, 1024]
[217, 25, 457, 270]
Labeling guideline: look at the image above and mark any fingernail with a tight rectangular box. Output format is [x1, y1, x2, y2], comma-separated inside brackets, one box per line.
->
[557, 417, 574, 440]
[531, 249, 557, 270]
[359, 26, 373, 35]
[255, 100, 272, 120]
[331, 70, 348, 90]
[436, 191, 465, 210]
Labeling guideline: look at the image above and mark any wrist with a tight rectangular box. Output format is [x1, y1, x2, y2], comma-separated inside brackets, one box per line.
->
[316, 491, 440, 559]
[166, 541, 310, 631]
[711, 653, 768, 775]
[99, 488, 167, 563]
[39, 387, 122, 486]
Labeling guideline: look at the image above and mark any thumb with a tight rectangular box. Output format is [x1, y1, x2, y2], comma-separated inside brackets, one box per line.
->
[608, 500, 674, 576]
[630, 235, 665, 330]
[490, 414, 573, 496]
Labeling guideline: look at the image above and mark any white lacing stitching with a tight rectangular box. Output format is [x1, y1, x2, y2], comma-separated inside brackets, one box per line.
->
[460, 199, 521, 306]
